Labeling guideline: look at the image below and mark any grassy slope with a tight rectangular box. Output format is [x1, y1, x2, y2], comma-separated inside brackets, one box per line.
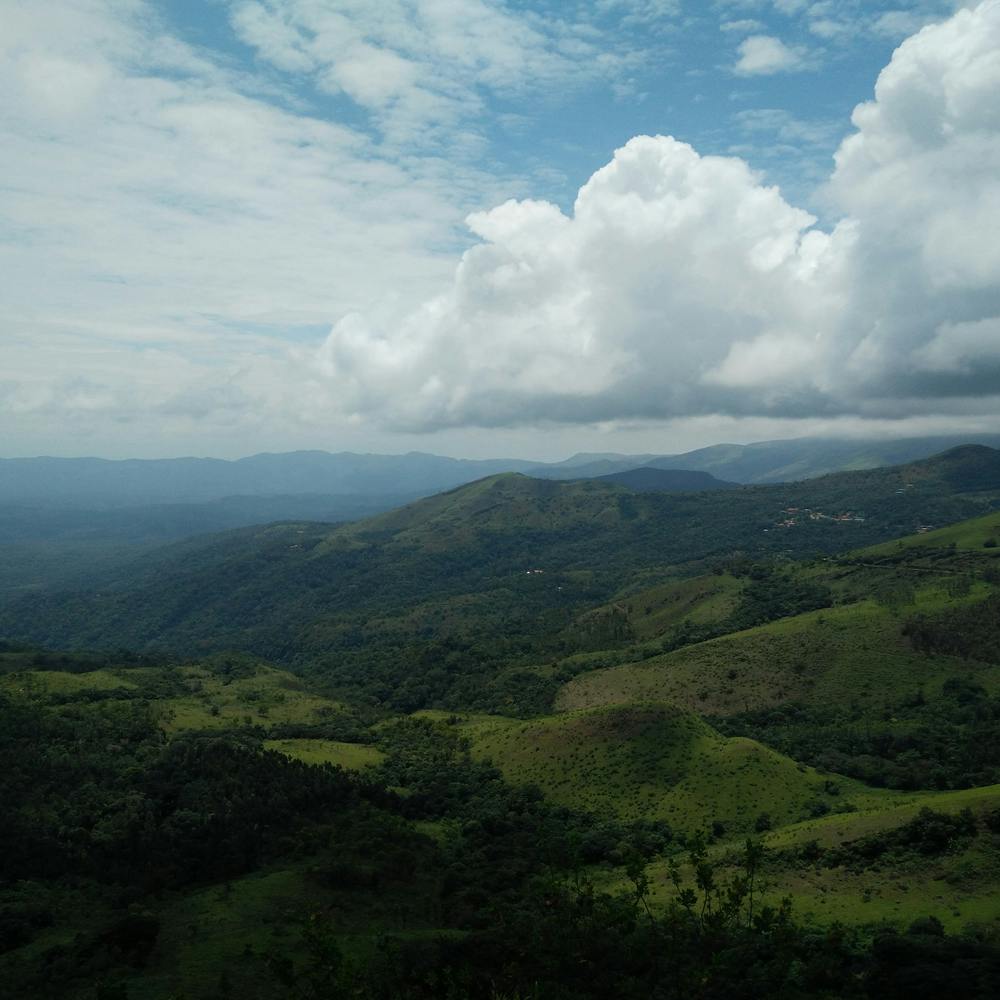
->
[157, 663, 348, 732]
[121, 861, 445, 1000]
[557, 515, 1000, 717]
[0, 659, 416, 1000]
[760, 784, 1000, 930]
[5, 466, 1000, 990]
[586, 572, 744, 641]
[854, 507, 1000, 555]
[0, 659, 353, 732]
[441, 704, 888, 833]
[592, 783, 1000, 933]
[557, 595, 997, 716]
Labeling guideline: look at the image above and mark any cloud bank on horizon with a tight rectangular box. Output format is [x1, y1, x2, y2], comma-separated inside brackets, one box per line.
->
[320, 0, 1000, 433]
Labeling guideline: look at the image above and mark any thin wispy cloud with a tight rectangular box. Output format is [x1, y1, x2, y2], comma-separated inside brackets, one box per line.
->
[228, 0, 622, 146]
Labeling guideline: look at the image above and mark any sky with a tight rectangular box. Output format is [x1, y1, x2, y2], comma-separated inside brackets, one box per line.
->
[2, 0, 999, 460]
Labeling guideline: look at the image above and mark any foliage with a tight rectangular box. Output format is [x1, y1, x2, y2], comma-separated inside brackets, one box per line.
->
[904, 596, 1000, 662]
[714, 681, 1000, 791]
[5, 449, 1000, 715]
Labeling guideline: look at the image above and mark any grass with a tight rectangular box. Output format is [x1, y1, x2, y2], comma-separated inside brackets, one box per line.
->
[757, 848, 1000, 931]
[158, 663, 347, 733]
[555, 508, 1000, 718]
[595, 783, 1000, 934]
[264, 738, 385, 770]
[130, 840, 451, 1000]
[131, 868, 317, 1000]
[607, 573, 743, 641]
[450, 703, 887, 833]
[0, 668, 138, 695]
[0, 658, 352, 735]
[556, 589, 998, 717]
[858, 508, 1000, 555]
[120, 863, 444, 1000]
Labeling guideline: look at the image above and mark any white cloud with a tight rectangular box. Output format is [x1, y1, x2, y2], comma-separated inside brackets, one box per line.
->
[733, 107, 839, 146]
[316, 1, 1000, 430]
[808, 17, 851, 39]
[733, 34, 811, 75]
[318, 134, 838, 428]
[773, 0, 809, 13]
[0, 0, 679, 457]
[871, 7, 951, 39]
[4, 0, 998, 457]
[820, 0, 1000, 398]
[597, 0, 682, 22]
[720, 19, 766, 33]
[914, 318, 1000, 374]
[227, 0, 619, 145]
[0, 0, 531, 450]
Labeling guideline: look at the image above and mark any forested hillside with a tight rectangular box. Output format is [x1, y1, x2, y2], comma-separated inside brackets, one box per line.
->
[5, 447, 1000, 715]
[4, 447, 1000, 998]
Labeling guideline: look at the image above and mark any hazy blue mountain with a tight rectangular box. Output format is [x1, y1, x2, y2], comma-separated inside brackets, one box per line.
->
[0, 451, 537, 508]
[5, 436, 1000, 516]
[0, 493, 420, 545]
[645, 435, 1000, 483]
[530, 456, 661, 480]
[0, 493, 421, 598]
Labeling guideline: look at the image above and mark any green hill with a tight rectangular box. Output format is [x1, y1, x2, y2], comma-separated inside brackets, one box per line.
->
[6, 452, 1000, 997]
[587, 467, 739, 492]
[593, 781, 1000, 933]
[560, 508, 1000, 714]
[3, 447, 1000, 717]
[446, 703, 887, 833]
[552, 509, 1000, 795]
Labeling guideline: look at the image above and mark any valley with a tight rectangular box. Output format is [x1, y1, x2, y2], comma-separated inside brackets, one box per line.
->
[3, 446, 1000, 998]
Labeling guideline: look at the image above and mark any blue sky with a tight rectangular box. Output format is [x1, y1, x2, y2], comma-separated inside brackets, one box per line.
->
[158, 0, 952, 215]
[3, 0, 997, 459]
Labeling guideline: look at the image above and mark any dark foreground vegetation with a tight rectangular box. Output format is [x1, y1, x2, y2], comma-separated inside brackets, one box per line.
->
[2, 684, 1000, 999]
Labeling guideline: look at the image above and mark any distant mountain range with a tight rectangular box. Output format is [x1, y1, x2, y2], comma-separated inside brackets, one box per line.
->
[1, 435, 998, 600]
[0, 451, 535, 508]
[7, 445, 1000, 663]
[530, 434, 1000, 484]
[4, 433, 1000, 511]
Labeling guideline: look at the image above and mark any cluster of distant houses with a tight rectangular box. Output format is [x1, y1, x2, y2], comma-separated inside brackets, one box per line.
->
[772, 507, 867, 530]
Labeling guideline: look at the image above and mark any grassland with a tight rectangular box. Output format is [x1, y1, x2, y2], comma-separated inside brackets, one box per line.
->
[858, 508, 1000, 555]
[439, 703, 887, 833]
[0, 657, 352, 734]
[591, 783, 1000, 934]
[0, 667, 139, 696]
[156, 663, 348, 732]
[108, 858, 444, 1000]
[593, 573, 744, 641]
[557, 577, 998, 717]
[5, 461, 1000, 998]
[264, 738, 384, 770]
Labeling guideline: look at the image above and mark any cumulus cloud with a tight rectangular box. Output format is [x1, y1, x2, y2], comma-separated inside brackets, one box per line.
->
[319, 134, 841, 427]
[317, 1, 1000, 431]
[733, 34, 811, 75]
